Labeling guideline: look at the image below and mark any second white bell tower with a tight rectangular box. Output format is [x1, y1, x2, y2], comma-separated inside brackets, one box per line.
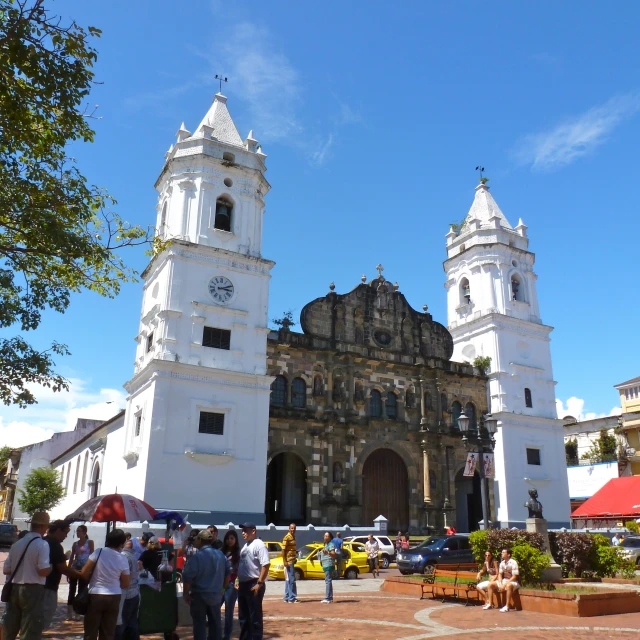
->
[444, 181, 570, 528]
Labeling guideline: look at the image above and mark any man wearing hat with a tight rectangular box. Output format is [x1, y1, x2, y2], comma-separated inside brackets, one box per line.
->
[182, 529, 229, 640]
[237, 523, 270, 640]
[2, 511, 52, 640]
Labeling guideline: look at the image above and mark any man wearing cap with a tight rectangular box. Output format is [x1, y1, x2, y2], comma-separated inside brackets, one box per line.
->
[42, 520, 81, 630]
[182, 529, 229, 640]
[2, 511, 52, 640]
[237, 522, 270, 640]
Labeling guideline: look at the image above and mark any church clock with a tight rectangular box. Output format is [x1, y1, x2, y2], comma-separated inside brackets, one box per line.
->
[208, 276, 234, 305]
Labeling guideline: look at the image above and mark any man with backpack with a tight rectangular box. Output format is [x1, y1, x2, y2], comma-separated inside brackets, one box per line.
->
[2, 511, 52, 640]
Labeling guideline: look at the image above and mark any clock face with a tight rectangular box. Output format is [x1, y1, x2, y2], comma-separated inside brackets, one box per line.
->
[208, 276, 234, 305]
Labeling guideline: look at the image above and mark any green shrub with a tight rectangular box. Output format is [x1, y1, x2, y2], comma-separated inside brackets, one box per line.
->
[486, 528, 546, 555]
[592, 544, 620, 578]
[511, 543, 550, 586]
[625, 521, 639, 534]
[469, 530, 489, 561]
[619, 557, 638, 580]
[550, 532, 593, 577]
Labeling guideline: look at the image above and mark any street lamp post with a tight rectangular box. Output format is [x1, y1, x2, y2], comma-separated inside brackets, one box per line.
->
[458, 412, 497, 530]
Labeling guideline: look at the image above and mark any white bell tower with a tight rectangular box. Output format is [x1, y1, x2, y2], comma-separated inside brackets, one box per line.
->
[120, 93, 275, 523]
[444, 181, 570, 528]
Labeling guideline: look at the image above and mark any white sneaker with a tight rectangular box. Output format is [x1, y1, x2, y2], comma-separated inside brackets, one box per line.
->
[320, 599, 331, 604]
[482, 603, 492, 610]
[499, 606, 510, 613]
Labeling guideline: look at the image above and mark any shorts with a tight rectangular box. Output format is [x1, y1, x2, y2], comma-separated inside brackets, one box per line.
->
[502, 581, 520, 590]
[367, 558, 379, 572]
[477, 580, 491, 590]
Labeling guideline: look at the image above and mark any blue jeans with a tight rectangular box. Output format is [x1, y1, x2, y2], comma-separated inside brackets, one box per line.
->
[324, 570, 333, 601]
[190, 592, 222, 640]
[238, 579, 264, 640]
[115, 594, 140, 640]
[284, 564, 297, 602]
[223, 583, 237, 640]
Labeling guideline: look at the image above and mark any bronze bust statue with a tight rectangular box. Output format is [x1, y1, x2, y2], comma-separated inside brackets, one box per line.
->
[525, 488, 543, 519]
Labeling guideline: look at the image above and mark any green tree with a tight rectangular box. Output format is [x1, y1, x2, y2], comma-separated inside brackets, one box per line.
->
[0, 445, 12, 470]
[272, 310, 296, 331]
[0, 1, 162, 408]
[565, 438, 578, 465]
[17, 466, 65, 516]
[581, 429, 618, 464]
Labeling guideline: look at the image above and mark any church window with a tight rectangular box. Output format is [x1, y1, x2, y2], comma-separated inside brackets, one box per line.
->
[440, 393, 448, 413]
[73, 456, 80, 494]
[81, 452, 89, 491]
[465, 402, 477, 430]
[451, 401, 462, 428]
[159, 202, 167, 236]
[369, 390, 382, 418]
[198, 411, 224, 436]
[214, 197, 233, 232]
[65, 464, 71, 495]
[270, 375, 287, 407]
[222, 152, 235, 163]
[203, 326, 231, 350]
[135, 414, 142, 437]
[386, 392, 398, 419]
[460, 278, 471, 305]
[291, 378, 306, 408]
[526, 448, 541, 466]
[524, 388, 533, 408]
[511, 276, 522, 302]
[146, 332, 154, 353]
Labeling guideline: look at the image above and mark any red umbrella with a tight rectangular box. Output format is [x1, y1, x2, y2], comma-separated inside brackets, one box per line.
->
[66, 493, 158, 524]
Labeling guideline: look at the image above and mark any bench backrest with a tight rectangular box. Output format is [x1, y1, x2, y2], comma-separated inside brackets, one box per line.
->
[437, 562, 479, 571]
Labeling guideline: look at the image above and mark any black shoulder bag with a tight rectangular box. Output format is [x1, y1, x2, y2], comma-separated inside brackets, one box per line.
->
[1, 537, 38, 602]
[73, 549, 102, 616]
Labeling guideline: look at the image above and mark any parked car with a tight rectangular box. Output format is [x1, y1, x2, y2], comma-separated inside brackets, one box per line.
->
[264, 541, 283, 559]
[345, 535, 396, 568]
[0, 522, 18, 547]
[268, 541, 369, 581]
[396, 534, 475, 575]
[619, 536, 640, 566]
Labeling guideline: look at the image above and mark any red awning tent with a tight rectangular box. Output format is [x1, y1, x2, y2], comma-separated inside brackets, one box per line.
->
[571, 476, 640, 520]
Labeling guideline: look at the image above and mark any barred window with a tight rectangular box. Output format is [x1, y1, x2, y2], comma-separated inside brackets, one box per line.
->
[199, 412, 224, 436]
[270, 376, 287, 407]
[203, 326, 231, 350]
[291, 378, 306, 408]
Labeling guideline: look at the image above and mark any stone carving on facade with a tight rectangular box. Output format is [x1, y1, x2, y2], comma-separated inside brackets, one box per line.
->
[313, 374, 324, 397]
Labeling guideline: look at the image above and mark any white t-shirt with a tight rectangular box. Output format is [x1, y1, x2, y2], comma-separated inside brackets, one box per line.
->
[499, 558, 519, 582]
[88, 548, 130, 595]
[238, 539, 270, 582]
[3, 532, 50, 585]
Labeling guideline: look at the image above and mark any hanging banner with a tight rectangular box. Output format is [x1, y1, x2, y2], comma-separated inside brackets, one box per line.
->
[463, 452, 479, 477]
[482, 453, 495, 479]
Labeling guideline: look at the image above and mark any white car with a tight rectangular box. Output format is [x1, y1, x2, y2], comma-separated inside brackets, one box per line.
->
[619, 536, 640, 566]
[345, 535, 396, 568]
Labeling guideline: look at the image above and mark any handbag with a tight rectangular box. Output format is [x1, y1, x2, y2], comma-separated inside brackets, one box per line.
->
[1, 537, 38, 603]
[73, 549, 102, 616]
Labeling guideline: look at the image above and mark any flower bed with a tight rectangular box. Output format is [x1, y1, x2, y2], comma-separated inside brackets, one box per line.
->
[382, 577, 640, 617]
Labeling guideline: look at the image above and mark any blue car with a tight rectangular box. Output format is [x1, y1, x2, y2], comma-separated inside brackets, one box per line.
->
[396, 534, 475, 575]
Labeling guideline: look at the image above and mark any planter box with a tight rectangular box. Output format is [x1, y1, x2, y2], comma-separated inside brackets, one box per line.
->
[602, 577, 640, 586]
[382, 577, 640, 617]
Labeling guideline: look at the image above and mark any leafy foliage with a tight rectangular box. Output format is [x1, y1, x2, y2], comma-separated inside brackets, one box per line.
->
[565, 438, 578, 465]
[272, 310, 296, 330]
[580, 429, 618, 464]
[472, 355, 491, 375]
[449, 217, 467, 234]
[0, 1, 163, 407]
[511, 543, 550, 586]
[625, 520, 639, 534]
[0, 445, 13, 470]
[17, 466, 65, 516]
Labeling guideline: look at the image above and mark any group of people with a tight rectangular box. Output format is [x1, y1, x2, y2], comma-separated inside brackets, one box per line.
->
[475, 547, 521, 613]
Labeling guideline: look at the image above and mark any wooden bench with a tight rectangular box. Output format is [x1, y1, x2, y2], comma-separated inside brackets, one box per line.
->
[421, 565, 480, 605]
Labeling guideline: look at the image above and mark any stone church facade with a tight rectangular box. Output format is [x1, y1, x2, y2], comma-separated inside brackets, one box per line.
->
[265, 270, 491, 533]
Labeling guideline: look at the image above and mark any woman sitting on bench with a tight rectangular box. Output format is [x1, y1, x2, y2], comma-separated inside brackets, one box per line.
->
[476, 551, 499, 609]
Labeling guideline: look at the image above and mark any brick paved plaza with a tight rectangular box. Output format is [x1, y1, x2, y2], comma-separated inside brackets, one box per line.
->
[35, 590, 640, 640]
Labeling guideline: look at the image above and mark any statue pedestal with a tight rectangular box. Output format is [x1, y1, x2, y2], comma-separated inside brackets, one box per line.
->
[526, 518, 562, 582]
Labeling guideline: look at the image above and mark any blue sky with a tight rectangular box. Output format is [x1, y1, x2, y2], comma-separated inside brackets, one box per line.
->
[2, 0, 639, 445]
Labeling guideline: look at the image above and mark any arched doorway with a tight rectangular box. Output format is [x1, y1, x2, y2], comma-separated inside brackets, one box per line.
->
[89, 463, 100, 499]
[362, 449, 409, 532]
[265, 453, 307, 525]
[454, 468, 482, 532]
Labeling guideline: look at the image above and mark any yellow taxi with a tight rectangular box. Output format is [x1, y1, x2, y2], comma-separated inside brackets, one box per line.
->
[268, 541, 370, 580]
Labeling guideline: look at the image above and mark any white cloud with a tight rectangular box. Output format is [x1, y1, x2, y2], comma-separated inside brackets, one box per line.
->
[0, 379, 125, 448]
[515, 93, 640, 170]
[556, 396, 622, 422]
[309, 134, 334, 166]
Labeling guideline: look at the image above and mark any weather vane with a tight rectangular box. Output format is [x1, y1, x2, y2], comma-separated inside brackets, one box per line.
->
[215, 74, 228, 93]
[475, 165, 485, 179]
